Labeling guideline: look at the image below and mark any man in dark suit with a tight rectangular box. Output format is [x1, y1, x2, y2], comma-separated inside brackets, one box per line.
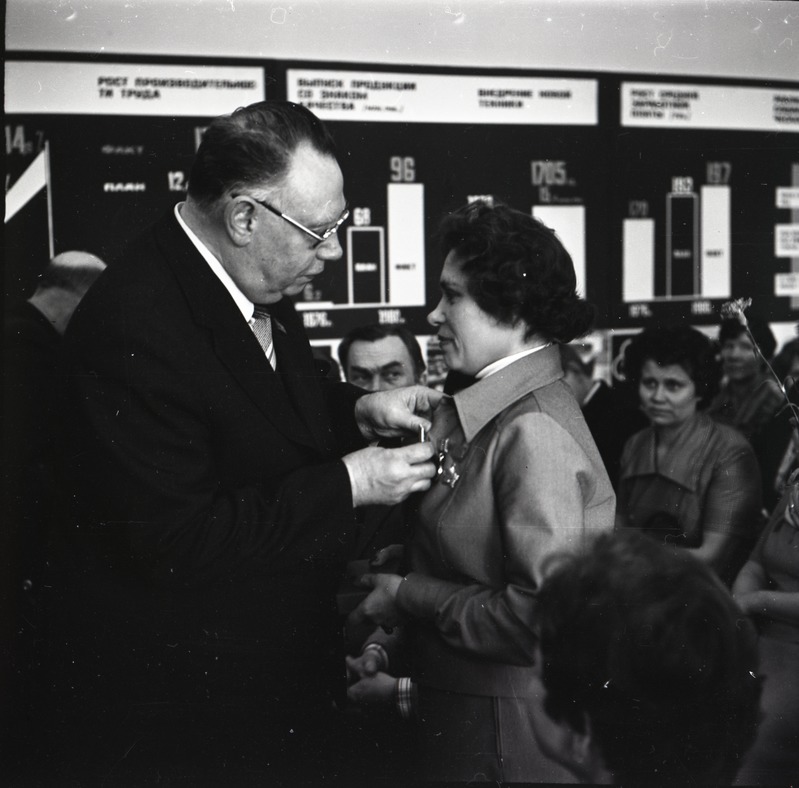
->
[3, 251, 106, 600]
[560, 343, 647, 489]
[39, 101, 438, 783]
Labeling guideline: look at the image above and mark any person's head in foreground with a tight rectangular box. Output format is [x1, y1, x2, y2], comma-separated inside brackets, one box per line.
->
[529, 530, 761, 785]
[428, 200, 595, 376]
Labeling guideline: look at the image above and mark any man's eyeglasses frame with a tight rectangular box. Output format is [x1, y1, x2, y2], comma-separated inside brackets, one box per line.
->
[249, 196, 350, 248]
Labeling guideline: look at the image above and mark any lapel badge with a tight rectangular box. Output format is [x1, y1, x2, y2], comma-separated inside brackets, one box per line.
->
[437, 438, 462, 489]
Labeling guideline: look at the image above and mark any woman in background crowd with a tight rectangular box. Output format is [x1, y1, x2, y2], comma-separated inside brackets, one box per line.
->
[708, 314, 781, 441]
[732, 474, 799, 784]
[347, 201, 615, 783]
[616, 325, 761, 585]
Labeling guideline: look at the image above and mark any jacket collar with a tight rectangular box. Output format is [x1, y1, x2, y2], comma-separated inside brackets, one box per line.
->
[452, 344, 564, 443]
[621, 412, 713, 491]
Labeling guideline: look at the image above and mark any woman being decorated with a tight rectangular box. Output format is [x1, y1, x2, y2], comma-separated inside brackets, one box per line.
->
[347, 201, 615, 783]
[615, 325, 762, 585]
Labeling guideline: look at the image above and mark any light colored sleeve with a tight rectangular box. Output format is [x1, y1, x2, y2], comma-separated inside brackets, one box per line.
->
[398, 412, 608, 664]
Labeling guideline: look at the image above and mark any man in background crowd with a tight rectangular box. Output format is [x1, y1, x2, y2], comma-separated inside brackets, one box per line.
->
[2, 250, 106, 775]
[338, 323, 427, 392]
[338, 324, 427, 558]
[4, 250, 107, 585]
[559, 343, 647, 488]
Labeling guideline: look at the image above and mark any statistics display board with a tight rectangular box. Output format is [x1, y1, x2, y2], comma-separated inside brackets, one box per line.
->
[284, 68, 608, 342]
[614, 82, 799, 326]
[5, 57, 799, 350]
[4, 61, 265, 308]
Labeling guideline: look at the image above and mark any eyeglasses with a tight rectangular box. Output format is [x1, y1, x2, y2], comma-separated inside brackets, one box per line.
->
[251, 197, 349, 247]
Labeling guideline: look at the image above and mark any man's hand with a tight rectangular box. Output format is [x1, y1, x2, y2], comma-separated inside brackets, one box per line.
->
[343, 442, 436, 507]
[354, 385, 446, 441]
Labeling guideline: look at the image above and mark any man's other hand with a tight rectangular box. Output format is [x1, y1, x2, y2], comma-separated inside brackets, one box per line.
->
[343, 442, 436, 507]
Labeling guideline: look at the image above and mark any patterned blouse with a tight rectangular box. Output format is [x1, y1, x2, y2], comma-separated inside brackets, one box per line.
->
[707, 371, 783, 442]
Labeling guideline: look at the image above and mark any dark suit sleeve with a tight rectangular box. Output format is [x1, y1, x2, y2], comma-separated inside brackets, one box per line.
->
[64, 287, 362, 588]
[319, 376, 369, 455]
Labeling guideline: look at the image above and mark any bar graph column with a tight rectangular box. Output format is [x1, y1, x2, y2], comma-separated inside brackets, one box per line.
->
[666, 185, 699, 296]
[387, 183, 426, 306]
[700, 185, 731, 298]
[347, 226, 386, 304]
[532, 205, 586, 298]
[623, 218, 655, 301]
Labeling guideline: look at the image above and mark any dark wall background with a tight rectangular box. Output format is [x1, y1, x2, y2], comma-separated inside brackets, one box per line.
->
[5, 56, 798, 343]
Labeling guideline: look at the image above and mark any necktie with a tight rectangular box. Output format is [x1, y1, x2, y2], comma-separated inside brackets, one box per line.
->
[251, 305, 277, 370]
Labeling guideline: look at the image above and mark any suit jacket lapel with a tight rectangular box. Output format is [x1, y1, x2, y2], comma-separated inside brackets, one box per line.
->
[269, 297, 337, 454]
[153, 211, 320, 451]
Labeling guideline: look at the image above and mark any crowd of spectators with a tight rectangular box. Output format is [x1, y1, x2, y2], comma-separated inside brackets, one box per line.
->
[336, 257, 797, 783]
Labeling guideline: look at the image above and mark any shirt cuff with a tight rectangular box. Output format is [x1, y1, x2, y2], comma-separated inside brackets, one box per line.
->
[395, 676, 416, 720]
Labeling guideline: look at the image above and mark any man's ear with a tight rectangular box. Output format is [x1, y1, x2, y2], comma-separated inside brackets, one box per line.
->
[225, 197, 256, 247]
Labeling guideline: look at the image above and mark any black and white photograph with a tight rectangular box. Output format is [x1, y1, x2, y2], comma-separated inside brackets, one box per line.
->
[3, 2, 798, 785]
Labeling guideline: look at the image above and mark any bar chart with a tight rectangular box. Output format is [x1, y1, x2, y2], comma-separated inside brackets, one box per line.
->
[623, 181, 730, 303]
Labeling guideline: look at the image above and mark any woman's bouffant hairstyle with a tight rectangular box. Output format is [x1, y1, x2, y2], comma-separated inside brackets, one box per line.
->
[188, 100, 337, 210]
[438, 201, 595, 343]
[536, 530, 761, 785]
[621, 325, 721, 409]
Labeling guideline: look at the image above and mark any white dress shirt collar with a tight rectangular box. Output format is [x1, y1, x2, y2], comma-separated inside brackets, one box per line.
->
[475, 343, 551, 380]
[174, 202, 254, 321]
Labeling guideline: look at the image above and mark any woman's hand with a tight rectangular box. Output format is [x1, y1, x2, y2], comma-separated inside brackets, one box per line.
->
[734, 589, 767, 618]
[352, 573, 404, 628]
[734, 587, 799, 627]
